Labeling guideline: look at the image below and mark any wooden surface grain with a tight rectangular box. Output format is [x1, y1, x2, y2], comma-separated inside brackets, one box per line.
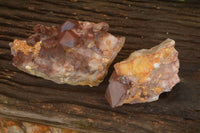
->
[0, 0, 200, 132]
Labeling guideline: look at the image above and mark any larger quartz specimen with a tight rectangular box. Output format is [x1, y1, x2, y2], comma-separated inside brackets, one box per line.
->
[105, 39, 180, 107]
[9, 20, 125, 86]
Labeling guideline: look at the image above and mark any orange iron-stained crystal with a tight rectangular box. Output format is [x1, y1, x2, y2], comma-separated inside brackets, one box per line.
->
[105, 38, 180, 108]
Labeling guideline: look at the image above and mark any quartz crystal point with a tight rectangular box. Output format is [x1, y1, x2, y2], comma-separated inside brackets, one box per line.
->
[105, 39, 180, 107]
[9, 20, 125, 86]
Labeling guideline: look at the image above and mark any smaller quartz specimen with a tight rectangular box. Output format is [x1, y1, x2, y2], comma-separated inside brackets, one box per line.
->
[9, 20, 125, 86]
[105, 39, 180, 108]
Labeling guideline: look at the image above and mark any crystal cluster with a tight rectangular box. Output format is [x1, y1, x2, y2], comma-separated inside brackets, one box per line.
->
[105, 39, 180, 107]
[9, 20, 125, 86]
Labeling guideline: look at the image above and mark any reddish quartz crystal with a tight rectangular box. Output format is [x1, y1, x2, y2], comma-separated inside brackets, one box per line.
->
[9, 20, 125, 86]
[105, 39, 180, 107]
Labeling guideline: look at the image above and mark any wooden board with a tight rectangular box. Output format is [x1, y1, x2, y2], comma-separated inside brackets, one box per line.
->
[0, 0, 200, 132]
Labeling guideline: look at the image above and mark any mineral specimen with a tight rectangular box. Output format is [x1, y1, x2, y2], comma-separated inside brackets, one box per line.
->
[105, 39, 180, 107]
[9, 20, 125, 86]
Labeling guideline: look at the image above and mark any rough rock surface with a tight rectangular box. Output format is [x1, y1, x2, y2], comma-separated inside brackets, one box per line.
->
[0, 118, 77, 133]
[9, 20, 125, 86]
[105, 39, 180, 108]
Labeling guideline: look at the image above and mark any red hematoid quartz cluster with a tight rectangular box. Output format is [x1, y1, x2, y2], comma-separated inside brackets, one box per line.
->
[9, 20, 125, 86]
[105, 39, 180, 107]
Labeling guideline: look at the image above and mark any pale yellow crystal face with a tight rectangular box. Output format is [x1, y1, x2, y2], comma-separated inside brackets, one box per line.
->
[114, 40, 175, 84]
